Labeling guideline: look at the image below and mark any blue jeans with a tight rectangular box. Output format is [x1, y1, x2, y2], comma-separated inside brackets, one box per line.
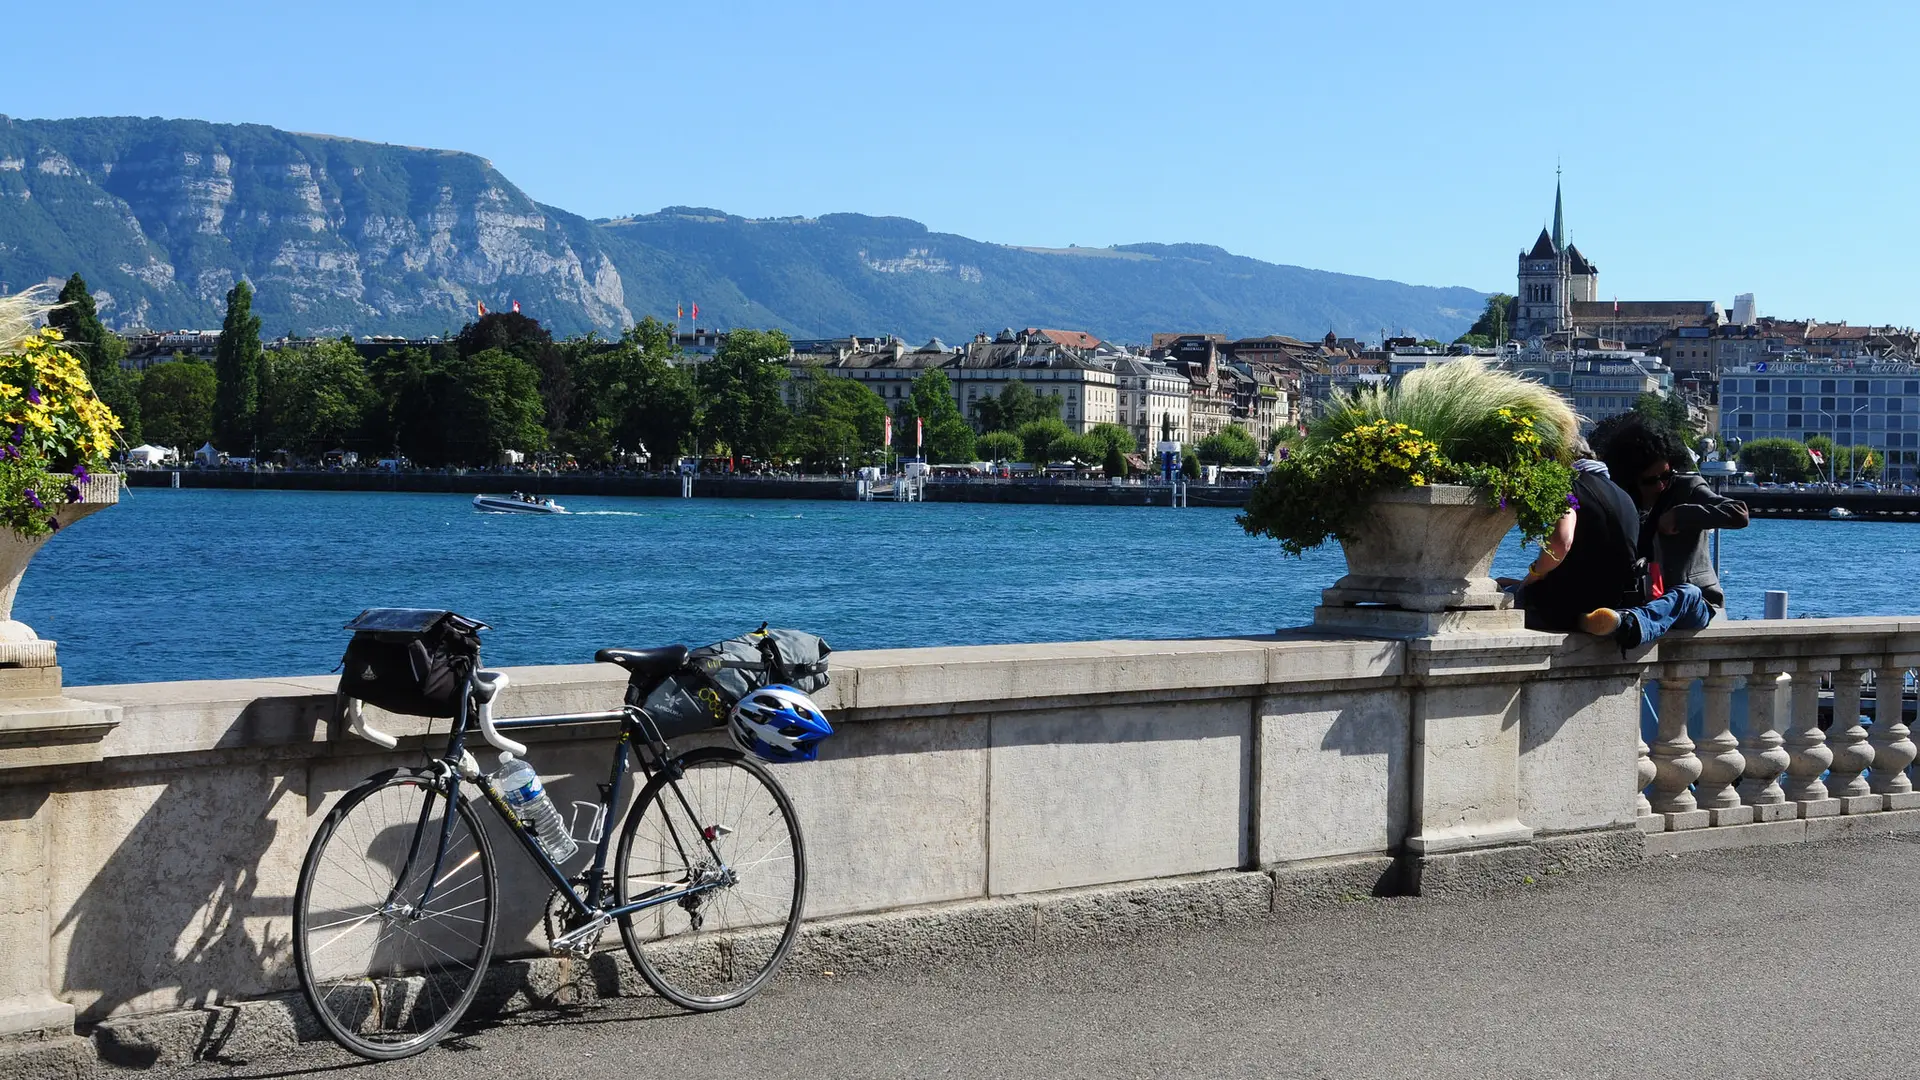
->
[1621, 582, 1713, 646]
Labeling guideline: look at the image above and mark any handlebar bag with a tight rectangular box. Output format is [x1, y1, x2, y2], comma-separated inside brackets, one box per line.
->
[338, 608, 488, 718]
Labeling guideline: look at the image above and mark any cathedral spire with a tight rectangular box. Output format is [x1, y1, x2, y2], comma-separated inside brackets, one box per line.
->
[1551, 168, 1565, 252]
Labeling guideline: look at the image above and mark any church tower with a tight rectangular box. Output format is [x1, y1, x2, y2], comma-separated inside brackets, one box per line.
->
[1515, 179, 1572, 341]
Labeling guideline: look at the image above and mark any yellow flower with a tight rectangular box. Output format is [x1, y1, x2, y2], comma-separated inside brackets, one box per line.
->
[1411, 473, 1426, 486]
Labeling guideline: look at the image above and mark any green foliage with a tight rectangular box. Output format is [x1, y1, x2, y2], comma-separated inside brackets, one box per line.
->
[1632, 392, 1698, 450]
[1737, 438, 1813, 482]
[1015, 417, 1072, 469]
[1803, 435, 1880, 481]
[1047, 432, 1104, 466]
[1456, 294, 1515, 345]
[260, 341, 377, 455]
[894, 369, 975, 462]
[1197, 424, 1259, 466]
[788, 364, 889, 470]
[1181, 449, 1200, 480]
[562, 318, 700, 465]
[375, 346, 546, 467]
[976, 430, 1020, 463]
[0, 293, 121, 536]
[457, 312, 569, 435]
[212, 281, 263, 451]
[697, 329, 791, 461]
[137, 358, 216, 449]
[1086, 423, 1134, 478]
[1239, 361, 1575, 556]
[50, 274, 138, 443]
[972, 380, 1059, 432]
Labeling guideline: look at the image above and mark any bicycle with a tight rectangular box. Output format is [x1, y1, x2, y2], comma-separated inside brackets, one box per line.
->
[293, 642, 808, 1060]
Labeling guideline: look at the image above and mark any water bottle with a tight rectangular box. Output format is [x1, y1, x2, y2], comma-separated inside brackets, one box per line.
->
[490, 753, 577, 862]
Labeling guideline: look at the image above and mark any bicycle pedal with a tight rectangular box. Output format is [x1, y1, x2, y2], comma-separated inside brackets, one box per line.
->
[550, 913, 613, 957]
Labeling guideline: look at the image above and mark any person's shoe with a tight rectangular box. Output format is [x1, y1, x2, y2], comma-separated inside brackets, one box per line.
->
[1613, 610, 1645, 650]
[1579, 608, 1621, 636]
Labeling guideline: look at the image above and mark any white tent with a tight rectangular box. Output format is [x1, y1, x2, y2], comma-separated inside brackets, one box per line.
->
[194, 442, 220, 467]
[126, 444, 171, 465]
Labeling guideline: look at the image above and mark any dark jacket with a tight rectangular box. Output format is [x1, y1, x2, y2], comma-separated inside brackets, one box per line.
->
[1523, 469, 1642, 633]
[1639, 474, 1749, 609]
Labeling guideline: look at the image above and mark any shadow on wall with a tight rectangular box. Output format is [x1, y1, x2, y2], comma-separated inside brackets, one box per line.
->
[55, 771, 299, 1031]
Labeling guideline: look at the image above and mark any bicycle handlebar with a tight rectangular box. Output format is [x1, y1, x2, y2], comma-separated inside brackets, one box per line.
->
[471, 670, 527, 756]
[340, 668, 526, 756]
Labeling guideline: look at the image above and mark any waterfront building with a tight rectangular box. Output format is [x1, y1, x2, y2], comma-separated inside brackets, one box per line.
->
[950, 328, 1118, 434]
[1719, 360, 1920, 482]
[1506, 351, 1673, 428]
[120, 330, 221, 370]
[783, 336, 954, 410]
[1104, 354, 1191, 448]
[1151, 335, 1236, 442]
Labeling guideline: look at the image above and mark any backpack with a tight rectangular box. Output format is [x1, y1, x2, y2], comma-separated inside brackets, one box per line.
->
[630, 626, 831, 739]
[338, 608, 488, 718]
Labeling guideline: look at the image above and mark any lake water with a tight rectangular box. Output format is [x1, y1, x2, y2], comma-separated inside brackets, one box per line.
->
[21, 488, 1906, 688]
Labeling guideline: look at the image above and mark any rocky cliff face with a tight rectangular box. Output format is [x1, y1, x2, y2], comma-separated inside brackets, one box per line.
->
[0, 117, 1485, 343]
[0, 117, 630, 336]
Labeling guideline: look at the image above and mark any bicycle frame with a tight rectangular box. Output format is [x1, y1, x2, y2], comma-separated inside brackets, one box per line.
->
[390, 672, 732, 928]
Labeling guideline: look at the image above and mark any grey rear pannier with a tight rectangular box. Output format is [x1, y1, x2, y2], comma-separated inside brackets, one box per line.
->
[630, 627, 831, 739]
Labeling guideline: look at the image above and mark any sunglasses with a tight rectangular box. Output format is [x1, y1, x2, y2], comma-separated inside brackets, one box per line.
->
[1639, 469, 1674, 488]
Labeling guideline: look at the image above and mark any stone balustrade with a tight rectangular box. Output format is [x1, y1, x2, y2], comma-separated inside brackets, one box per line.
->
[3, 616, 1919, 1069]
[1636, 618, 1920, 853]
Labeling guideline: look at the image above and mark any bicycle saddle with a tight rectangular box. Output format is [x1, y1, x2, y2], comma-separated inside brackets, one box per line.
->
[594, 645, 690, 677]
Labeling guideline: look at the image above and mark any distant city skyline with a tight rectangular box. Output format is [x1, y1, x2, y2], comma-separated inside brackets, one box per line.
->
[8, 0, 1914, 328]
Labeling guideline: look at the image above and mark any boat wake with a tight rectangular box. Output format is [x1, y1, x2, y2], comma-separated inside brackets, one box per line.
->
[570, 510, 647, 517]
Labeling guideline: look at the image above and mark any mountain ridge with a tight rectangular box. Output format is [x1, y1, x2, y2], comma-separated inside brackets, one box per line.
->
[0, 115, 1488, 343]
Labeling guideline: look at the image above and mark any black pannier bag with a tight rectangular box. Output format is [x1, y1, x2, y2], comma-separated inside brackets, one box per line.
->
[338, 608, 488, 718]
[631, 627, 830, 739]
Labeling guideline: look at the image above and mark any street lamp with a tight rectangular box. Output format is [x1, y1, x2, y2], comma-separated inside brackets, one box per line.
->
[1849, 401, 1872, 483]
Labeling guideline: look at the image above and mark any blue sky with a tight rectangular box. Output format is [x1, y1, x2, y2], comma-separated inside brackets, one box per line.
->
[10, 0, 1916, 325]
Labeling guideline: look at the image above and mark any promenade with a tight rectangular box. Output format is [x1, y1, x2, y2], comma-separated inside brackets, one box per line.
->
[141, 834, 1917, 1080]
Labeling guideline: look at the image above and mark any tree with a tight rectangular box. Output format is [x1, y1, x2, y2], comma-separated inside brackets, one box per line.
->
[1736, 438, 1813, 482]
[1197, 424, 1259, 466]
[564, 319, 700, 466]
[1804, 435, 1879, 482]
[50, 273, 139, 442]
[697, 329, 792, 464]
[1181, 448, 1201, 480]
[1047, 432, 1104, 469]
[1633, 392, 1698, 450]
[260, 340, 377, 456]
[136, 358, 217, 449]
[375, 346, 546, 466]
[1456, 294, 1516, 345]
[976, 430, 1021, 465]
[896, 369, 976, 463]
[456, 311, 570, 437]
[212, 281, 263, 451]
[972, 379, 1058, 431]
[788, 365, 889, 471]
[1015, 417, 1072, 469]
[1086, 422, 1135, 478]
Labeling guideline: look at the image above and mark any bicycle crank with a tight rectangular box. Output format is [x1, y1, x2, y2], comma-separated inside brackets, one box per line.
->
[543, 884, 611, 959]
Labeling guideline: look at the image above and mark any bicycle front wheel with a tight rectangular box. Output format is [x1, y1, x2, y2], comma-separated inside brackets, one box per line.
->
[614, 747, 805, 1010]
[294, 772, 497, 1060]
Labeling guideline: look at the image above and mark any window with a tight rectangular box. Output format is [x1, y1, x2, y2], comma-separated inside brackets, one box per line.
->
[1788, 396, 1803, 410]
[1822, 397, 1836, 411]
[1789, 379, 1803, 392]
[1788, 414, 1803, 428]
[1894, 399, 1905, 412]
[1756, 379, 1771, 393]
[1908, 381, 1920, 395]
[1856, 380, 1870, 394]
[1738, 414, 1754, 427]
[1838, 415, 1852, 429]
[1755, 396, 1771, 410]
[1891, 416, 1904, 431]
[1822, 380, 1837, 393]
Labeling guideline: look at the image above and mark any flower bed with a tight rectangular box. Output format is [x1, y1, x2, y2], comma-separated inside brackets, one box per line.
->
[1239, 359, 1577, 555]
[0, 290, 121, 536]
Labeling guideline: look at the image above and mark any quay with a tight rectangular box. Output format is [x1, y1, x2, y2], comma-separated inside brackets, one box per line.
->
[128, 833, 1920, 1079]
[7, 617, 1920, 1071]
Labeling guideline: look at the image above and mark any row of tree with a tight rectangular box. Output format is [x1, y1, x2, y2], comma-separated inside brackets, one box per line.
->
[58, 275, 1265, 473]
[1736, 436, 1882, 482]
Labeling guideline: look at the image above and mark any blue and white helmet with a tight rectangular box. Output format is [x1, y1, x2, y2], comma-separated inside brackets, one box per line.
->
[729, 685, 833, 764]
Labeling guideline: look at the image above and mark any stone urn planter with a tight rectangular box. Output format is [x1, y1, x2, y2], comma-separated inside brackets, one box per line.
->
[1311, 483, 1524, 637]
[0, 472, 120, 667]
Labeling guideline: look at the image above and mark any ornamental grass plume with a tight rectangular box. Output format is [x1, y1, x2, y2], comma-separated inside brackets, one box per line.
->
[1312, 358, 1581, 466]
[0, 285, 61, 356]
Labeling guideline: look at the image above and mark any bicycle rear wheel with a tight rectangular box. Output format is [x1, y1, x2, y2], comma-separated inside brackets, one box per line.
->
[294, 772, 497, 1060]
[614, 747, 805, 1010]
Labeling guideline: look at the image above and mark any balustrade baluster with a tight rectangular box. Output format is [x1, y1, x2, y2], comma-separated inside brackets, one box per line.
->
[1696, 672, 1751, 826]
[1738, 665, 1796, 822]
[1650, 667, 1708, 829]
[1868, 657, 1920, 810]
[1783, 659, 1841, 817]
[1828, 661, 1878, 813]
[1636, 736, 1658, 830]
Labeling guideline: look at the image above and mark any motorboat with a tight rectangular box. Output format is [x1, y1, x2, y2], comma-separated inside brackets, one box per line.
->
[473, 492, 568, 514]
[1828, 506, 1855, 520]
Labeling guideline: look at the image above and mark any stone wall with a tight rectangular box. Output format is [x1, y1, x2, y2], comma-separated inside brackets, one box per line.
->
[0, 629, 1653, 1041]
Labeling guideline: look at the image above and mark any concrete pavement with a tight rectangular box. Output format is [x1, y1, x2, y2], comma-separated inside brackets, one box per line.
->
[142, 834, 1920, 1080]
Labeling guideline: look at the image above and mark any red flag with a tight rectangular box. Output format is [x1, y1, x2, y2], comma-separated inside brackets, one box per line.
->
[512, 300, 520, 314]
[676, 304, 683, 319]
[916, 416, 923, 451]
[477, 301, 487, 318]
[691, 302, 700, 321]
[1808, 447, 1826, 465]
[884, 416, 893, 448]
[1613, 297, 1619, 314]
